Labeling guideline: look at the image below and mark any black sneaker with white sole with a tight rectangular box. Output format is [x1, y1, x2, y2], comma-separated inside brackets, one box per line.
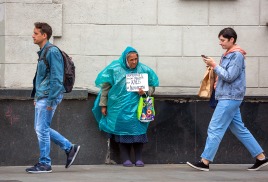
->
[247, 158, 268, 171]
[26, 163, 52, 173]
[65, 144, 80, 168]
[186, 161, 209, 171]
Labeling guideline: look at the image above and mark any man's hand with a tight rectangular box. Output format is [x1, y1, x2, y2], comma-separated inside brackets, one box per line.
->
[101, 106, 107, 116]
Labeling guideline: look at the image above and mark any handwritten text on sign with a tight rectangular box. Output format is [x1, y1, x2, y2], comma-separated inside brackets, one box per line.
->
[126, 73, 149, 92]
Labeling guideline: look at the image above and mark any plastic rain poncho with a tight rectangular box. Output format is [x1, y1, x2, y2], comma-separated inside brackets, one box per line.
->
[92, 46, 159, 135]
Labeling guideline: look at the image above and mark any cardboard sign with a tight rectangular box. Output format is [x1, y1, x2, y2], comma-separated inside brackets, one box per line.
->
[126, 73, 149, 92]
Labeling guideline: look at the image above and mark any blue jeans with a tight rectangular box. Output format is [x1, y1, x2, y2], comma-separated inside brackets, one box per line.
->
[34, 94, 72, 166]
[201, 100, 263, 162]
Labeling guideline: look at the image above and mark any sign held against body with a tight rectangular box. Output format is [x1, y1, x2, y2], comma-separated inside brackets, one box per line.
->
[126, 73, 149, 92]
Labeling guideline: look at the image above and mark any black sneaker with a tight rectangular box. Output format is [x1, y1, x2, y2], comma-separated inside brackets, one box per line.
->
[65, 144, 80, 168]
[247, 158, 268, 171]
[25, 163, 52, 173]
[186, 161, 209, 171]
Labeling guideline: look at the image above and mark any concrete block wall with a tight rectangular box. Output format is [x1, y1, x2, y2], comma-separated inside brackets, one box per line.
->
[0, 2, 5, 86]
[0, 0, 62, 87]
[0, 0, 268, 96]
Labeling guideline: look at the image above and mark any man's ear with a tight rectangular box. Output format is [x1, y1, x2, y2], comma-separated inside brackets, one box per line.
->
[42, 33, 48, 40]
[230, 37, 235, 43]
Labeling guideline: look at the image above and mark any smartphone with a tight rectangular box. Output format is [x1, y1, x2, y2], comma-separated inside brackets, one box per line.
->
[201, 55, 208, 58]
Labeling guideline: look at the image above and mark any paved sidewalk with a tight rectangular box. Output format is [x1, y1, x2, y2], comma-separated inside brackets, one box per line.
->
[0, 164, 268, 182]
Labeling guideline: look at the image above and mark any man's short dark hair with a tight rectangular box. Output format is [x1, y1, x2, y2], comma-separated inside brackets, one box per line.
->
[218, 27, 237, 44]
[34, 22, 52, 40]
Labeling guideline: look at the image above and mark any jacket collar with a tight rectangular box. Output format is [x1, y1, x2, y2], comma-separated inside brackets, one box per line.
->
[37, 41, 51, 57]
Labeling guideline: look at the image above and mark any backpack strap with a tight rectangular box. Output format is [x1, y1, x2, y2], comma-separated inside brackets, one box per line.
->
[40, 44, 56, 70]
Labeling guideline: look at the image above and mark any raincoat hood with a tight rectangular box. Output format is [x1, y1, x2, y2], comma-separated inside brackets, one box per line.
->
[120, 46, 139, 70]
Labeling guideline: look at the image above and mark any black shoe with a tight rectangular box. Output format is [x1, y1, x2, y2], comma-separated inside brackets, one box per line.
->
[25, 163, 52, 173]
[247, 158, 268, 171]
[65, 144, 80, 168]
[186, 161, 209, 171]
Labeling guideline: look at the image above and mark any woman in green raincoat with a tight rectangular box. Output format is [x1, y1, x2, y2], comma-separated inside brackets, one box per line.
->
[92, 46, 159, 167]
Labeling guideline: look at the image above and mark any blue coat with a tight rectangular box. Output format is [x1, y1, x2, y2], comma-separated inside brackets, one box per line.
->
[31, 42, 65, 107]
[214, 51, 246, 100]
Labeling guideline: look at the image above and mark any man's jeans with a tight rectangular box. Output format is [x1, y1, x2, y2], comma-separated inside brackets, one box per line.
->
[201, 99, 263, 162]
[34, 94, 72, 166]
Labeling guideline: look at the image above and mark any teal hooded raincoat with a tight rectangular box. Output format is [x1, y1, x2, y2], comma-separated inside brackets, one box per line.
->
[92, 46, 159, 135]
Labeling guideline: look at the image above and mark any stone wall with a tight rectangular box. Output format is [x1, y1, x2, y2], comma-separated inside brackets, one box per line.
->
[0, 0, 268, 96]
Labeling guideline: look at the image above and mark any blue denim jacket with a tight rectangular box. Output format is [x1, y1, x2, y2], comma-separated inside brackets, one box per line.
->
[214, 51, 246, 100]
[31, 42, 65, 107]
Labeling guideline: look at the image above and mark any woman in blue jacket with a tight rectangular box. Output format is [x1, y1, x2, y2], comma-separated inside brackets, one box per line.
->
[187, 27, 268, 171]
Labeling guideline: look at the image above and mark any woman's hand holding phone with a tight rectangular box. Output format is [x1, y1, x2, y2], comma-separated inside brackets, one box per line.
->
[201, 55, 217, 68]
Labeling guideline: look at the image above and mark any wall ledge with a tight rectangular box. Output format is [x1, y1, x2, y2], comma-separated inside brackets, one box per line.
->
[1, 88, 268, 102]
[87, 88, 268, 102]
[0, 88, 88, 100]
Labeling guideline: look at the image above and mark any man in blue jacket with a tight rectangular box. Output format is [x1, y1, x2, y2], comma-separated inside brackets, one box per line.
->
[26, 22, 80, 173]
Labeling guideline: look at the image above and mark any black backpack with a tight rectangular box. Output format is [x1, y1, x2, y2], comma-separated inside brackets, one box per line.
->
[42, 44, 75, 93]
